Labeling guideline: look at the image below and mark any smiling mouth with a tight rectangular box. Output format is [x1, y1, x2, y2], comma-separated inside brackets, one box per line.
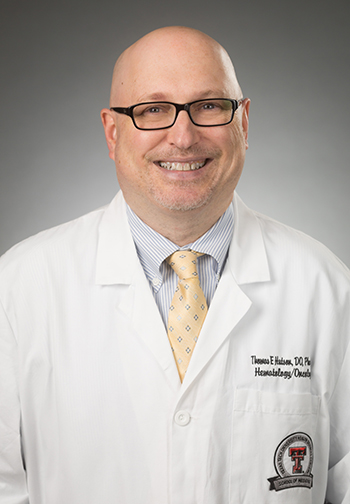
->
[158, 160, 207, 171]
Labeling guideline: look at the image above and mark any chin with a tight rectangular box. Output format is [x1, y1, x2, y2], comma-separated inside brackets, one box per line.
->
[152, 190, 214, 213]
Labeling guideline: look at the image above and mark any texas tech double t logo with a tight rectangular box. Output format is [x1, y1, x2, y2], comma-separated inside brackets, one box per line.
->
[268, 432, 314, 491]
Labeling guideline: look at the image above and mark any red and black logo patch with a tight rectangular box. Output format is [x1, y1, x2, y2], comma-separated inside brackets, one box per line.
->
[268, 432, 313, 491]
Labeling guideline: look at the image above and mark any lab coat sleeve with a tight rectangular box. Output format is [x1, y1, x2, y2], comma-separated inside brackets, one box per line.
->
[0, 299, 29, 504]
[326, 337, 350, 503]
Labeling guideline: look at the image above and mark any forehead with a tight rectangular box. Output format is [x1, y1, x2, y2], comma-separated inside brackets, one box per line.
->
[113, 33, 238, 104]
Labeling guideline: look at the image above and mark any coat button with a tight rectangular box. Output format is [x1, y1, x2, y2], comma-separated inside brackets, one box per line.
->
[174, 410, 191, 426]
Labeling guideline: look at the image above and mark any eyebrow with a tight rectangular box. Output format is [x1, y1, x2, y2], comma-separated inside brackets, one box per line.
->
[137, 92, 168, 102]
[136, 89, 227, 103]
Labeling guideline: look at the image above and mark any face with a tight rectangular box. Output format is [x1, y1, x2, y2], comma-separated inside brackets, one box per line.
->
[101, 29, 250, 224]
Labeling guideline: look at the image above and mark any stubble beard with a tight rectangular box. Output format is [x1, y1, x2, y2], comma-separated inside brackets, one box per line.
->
[148, 179, 215, 212]
[145, 147, 221, 212]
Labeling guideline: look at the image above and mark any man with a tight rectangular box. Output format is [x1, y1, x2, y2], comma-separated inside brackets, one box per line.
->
[0, 26, 349, 504]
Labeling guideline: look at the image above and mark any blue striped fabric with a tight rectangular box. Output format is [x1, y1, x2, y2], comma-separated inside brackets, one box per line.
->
[126, 203, 234, 327]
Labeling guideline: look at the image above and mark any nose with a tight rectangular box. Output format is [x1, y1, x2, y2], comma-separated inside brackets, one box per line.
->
[165, 110, 200, 149]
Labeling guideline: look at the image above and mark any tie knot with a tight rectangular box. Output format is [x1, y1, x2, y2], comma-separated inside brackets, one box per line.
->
[166, 250, 203, 280]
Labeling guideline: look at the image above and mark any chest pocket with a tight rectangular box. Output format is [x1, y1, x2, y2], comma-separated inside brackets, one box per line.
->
[230, 389, 320, 504]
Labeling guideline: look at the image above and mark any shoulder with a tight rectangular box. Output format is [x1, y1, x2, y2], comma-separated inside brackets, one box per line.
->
[234, 194, 350, 288]
[258, 210, 348, 273]
[253, 212, 350, 307]
[0, 204, 107, 280]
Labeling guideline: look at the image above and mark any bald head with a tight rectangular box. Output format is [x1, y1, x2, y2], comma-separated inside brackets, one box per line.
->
[109, 26, 242, 106]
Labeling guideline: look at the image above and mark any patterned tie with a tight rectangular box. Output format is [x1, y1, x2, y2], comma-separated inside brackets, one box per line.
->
[166, 250, 208, 382]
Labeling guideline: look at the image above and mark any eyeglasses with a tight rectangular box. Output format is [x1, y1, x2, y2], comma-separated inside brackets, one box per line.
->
[110, 98, 244, 130]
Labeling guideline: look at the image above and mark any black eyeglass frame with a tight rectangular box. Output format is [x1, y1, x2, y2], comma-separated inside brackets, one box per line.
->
[110, 98, 244, 130]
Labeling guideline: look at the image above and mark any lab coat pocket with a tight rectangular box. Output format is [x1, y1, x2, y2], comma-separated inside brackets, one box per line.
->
[230, 389, 320, 503]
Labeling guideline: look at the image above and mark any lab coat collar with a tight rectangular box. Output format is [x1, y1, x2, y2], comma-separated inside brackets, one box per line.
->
[229, 192, 271, 284]
[95, 191, 270, 286]
[95, 191, 137, 285]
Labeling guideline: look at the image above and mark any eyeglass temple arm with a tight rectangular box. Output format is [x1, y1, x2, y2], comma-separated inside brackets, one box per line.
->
[110, 107, 133, 117]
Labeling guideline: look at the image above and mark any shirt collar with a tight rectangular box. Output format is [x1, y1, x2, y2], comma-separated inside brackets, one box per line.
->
[95, 191, 269, 286]
[190, 207, 234, 274]
[126, 203, 234, 285]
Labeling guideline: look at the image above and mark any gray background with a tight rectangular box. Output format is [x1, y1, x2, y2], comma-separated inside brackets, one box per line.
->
[1, 0, 349, 265]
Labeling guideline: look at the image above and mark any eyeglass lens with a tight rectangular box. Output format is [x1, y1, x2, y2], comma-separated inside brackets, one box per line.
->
[132, 99, 234, 129]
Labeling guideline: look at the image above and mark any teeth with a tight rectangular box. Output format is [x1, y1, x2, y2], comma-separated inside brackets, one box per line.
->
[159, 161, 205, 171]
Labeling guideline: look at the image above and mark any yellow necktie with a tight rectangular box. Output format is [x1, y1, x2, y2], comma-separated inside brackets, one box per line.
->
[166, 250, 208, 382]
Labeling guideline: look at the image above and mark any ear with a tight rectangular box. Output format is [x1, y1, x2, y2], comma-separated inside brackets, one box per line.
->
[241, 98, 250, 149]
[100, 108, 117, 160]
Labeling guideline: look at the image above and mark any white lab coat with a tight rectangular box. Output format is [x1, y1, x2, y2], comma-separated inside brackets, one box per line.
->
[0, 191, 349, 504]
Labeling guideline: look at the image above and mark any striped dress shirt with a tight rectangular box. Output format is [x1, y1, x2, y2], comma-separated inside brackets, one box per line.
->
[126, 203, 234, 327]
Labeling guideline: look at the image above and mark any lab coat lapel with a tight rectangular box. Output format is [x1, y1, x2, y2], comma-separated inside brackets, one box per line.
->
[117, 270, 180, 390]
[181, 192, 271, 389]
[95, 192, 180, 390]
[181, 267, 252, 388]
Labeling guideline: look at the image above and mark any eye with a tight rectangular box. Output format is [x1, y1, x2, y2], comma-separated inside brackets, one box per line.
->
[145, 106, 162, 114]
[202, 102, 217, 110]
[193, 101, 224, 113]
[139, 104, 172, 116]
